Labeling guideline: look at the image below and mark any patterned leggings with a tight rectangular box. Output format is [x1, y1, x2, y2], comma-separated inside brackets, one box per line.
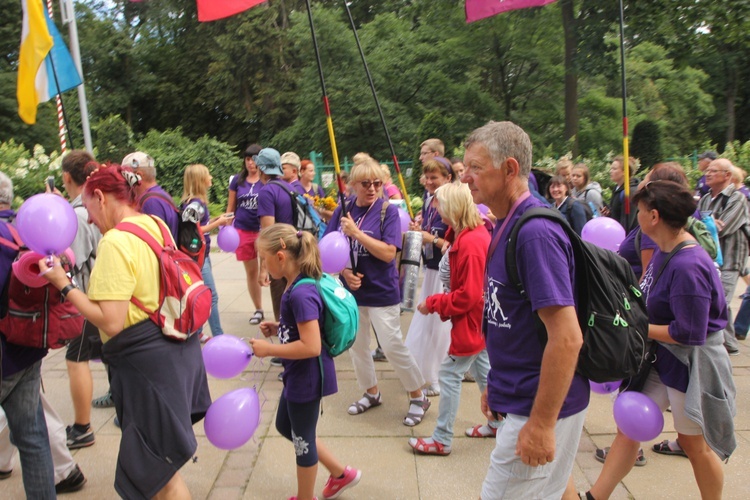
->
[275, 394, 321, 467]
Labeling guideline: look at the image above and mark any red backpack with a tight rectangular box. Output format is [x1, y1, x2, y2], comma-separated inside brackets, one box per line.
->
[0, 223, 85, 349]
[116, 216, 212, 341]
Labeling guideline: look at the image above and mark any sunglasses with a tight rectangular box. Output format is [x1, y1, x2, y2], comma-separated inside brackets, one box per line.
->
[359, 180, 383, 190]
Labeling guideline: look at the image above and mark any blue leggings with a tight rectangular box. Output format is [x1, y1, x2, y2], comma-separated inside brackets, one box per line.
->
[275, 395, 320, 467]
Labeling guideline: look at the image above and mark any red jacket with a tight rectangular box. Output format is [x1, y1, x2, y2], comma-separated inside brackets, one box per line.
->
[426, 224, 489, 356]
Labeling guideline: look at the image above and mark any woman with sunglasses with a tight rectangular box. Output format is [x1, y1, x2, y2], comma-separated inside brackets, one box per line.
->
[580, 180, 735, 500]
[324, 157, 429, 427]
[404, 158, 455, 397]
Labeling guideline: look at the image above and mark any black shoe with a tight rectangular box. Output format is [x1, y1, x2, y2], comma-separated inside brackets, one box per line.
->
[270, 357, 283, 367]
[372, 347, 387, 362]
[727, 347, 740, 356]
[66, 425, 95, 449]
[55, 464, 86, 494]
[736, 334, 747, 341]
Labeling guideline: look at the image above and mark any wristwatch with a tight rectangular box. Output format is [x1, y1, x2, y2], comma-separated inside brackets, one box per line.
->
[60, 283, 77, 298]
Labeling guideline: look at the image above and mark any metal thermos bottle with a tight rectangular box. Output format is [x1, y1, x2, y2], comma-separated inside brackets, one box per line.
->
[400, 230, 423, 312]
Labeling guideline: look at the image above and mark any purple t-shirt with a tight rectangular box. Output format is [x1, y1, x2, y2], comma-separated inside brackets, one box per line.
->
[257, 179, 295, 226]
[324, 198, 402, 307]
[639, 245, 727, 392]
[484, 197, 590, 418]
[181, 198, 211, 255]
[290, 180, 306, 196]
[278, 275, 337, 403]
[230, 176, 262, 232]
[421, 197, 448, 270]
[695, 175, 710, 197]
[140, 185, 179, 242]
[618, 227, 657, 277]
[301, 183, 326, 198]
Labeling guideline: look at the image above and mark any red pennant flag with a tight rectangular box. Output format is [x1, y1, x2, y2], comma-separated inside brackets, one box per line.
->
[197, 0, 268, 22]
[466, 0, 558, 23]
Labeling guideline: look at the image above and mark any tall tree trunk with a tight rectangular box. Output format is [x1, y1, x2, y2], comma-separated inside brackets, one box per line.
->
[561, 0, 578, 156]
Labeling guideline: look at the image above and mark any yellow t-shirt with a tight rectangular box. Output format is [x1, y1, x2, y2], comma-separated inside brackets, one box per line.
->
[87, 215, 167, 341]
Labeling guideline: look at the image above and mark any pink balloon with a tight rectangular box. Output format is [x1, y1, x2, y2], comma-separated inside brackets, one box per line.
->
[204, 388, 261, 450]
[581, 217, 626, 252]
[398, 208, 411, 233]
[613, 392, 664, 442]
[590, 380, 621, 395]
[202, 335, 253, 379]
[16, 194, 78, 256]
[217, 226, 240, 253]
[319, 231, 350, 274]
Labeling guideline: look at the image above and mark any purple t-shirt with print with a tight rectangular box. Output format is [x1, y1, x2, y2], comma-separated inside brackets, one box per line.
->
[230, 176, 262, 232]
[639, 245, 727, 392]
[278, 275, 337, 403]
[324, 198, 402, 307]
[140, 185, 179, 242]
[484, 196, 590, 418]
[420, 196, 448, 270]
[257, 179, 295, 226]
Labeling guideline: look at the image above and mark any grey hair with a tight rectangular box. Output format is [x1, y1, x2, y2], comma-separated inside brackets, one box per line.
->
[0, 171, 13, 206]
[464, 121, 532, 177]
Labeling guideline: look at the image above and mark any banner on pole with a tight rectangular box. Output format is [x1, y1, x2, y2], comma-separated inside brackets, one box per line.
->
[197, 0, 268, 22]
[465, 0, 558, 23]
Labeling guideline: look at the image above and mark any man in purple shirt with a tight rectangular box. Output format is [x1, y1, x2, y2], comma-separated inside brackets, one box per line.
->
[281, 151, 305, 195]
[694, 150, 718, 199]
[462, 122, 588, 499]
[123, 152, 180, 242]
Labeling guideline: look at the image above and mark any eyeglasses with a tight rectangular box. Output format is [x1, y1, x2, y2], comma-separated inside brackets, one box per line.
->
[705, 168, 730, 175]
[359, 180, 383, 190]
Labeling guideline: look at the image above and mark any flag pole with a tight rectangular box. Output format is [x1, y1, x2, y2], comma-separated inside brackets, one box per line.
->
[342, 1, 413, 219]
[304, 0, 356, 272]
[46, 0, 68, 153]
[618, 0, 630, 215]
[60, 0, 93, 153]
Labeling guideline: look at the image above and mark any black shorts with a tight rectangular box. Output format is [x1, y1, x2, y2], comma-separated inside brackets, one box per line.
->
[65, 320, 103, 362]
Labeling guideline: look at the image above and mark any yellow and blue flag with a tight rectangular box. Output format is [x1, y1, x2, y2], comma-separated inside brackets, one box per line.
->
[17, 0, 82, 124]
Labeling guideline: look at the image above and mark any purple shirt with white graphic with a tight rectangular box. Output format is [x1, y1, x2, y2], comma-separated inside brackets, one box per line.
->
[324, 198, 402, 307]
[257, 179, 295, 226]
[420, 197, 448, 270]
[484, 196, 589, 418]
[230, 176, 263, 231]
[639, 245, 727, 392]
[279, 275, 338, 403]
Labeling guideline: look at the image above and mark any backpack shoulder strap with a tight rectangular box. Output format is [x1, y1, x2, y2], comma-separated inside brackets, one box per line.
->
[380, 200, 390, 233]
[0, 223, 23, 252]
[115, 216, 172, 256]
[634, 227, 642, 257]
[138, 191, 178, 213]
[653, 240, 698, 286]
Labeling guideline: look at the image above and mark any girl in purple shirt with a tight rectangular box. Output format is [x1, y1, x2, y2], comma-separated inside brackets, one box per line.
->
[250, 224, 361, 500]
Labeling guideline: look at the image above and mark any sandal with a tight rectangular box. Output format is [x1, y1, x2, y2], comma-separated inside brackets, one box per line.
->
[594, 447, 647, 466]
[348, 392, 382, 415]
[465, 424, 497, 438]
[403, 397, 431, 427]
[92, 392, 114, 409]
[652, 439, 687, 458]
[249, 310, 264, 325]
[408, 437, 451, 456]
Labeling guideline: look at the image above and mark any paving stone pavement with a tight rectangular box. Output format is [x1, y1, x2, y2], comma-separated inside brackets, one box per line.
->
[2, 251, 749, 499]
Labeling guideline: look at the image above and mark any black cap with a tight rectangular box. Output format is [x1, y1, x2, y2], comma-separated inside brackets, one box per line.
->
[244, 144, 262, 158]
[699, 150, 718, 161]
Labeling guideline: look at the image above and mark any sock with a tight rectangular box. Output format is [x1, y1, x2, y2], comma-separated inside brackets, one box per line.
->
[73, 423, 90, 433]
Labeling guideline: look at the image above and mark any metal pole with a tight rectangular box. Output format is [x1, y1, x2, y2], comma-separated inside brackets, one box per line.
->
[60, 0, 93, 153]
[618, 0, 630, 215]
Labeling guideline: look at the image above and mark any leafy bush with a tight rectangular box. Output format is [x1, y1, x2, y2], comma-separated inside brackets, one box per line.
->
[93, 115, 135, 163]
[0, 141, 62, 208]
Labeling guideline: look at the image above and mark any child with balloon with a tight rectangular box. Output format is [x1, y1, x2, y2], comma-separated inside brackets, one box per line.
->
[249, 224, 361, 500]
[581, 180, 735, 500]
[180, 164, 235, 339]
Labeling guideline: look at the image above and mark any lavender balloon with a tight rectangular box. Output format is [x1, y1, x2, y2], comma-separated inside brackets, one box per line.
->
[202, 335, 253, 379]
[398, 208, 411, 233]
[319, 231, 350, 274]
[581, 217, 626, 252]
[613, 392, 664, 442]
[217, 225, 240, 253]
[16, 193, 78, 256]
[204, 388, 261, 450]
[590, 380, 621, 395]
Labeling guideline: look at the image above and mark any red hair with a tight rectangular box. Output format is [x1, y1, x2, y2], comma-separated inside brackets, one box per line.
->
[300, 159, 313, 172]
[84, 163, 138, 205]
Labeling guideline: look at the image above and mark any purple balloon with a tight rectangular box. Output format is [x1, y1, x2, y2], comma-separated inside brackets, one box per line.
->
[613, 392, 664, 442]
[204, 388, 261, 450]
[581, 217, 626, 252]
[476, 204, 489, 215]
[202, 334, 253, 379]
[398, 208, 411, 233]
[16, 193, 78, 255]
[217, 225, 240, 253]
[319, 231, 350, 274]
[590, 380, 621, 395]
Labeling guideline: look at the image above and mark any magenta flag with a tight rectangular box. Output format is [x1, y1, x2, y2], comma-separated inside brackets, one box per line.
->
[197, 0, 267, 22]
[465, 0, 558, 23]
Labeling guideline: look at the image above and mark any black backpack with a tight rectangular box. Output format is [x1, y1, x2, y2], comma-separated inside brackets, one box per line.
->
[269, 180, 327, 239]
[562, 197, 593, 225]
[505, 207, 648, 383]
[138, 192, 206, 268]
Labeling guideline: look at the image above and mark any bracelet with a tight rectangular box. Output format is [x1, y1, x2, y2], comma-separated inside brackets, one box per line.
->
[60, 283, 76, 298]
[433, 236, 440, 246]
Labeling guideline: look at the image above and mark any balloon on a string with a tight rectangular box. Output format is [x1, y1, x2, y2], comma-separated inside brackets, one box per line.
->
[476, 204, 489, 215]
[204, 387, 261, 450]
[319, 231, 350, 274]
[217, 226, 240, 253]
[581, 217, 626, 252]
[202, 335, 253, 379]
[397, 208, 411, 233]
[15, 194, 78, 256]
[613, 392, 664, 442]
